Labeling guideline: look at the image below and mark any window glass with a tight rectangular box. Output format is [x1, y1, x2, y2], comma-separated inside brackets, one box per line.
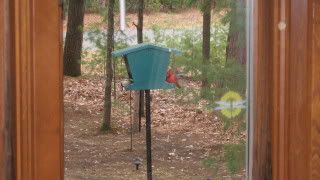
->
[63, 0, 252, 179]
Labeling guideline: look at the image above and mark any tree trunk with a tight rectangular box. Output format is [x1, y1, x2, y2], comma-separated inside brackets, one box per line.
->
[226, 0, 246, 65]
[103, 0, 115, 130]
[99, 0, 106, 7]
[138, 0, 145, 118]
[63, 0, 85, 77]
[201, 0, 212, 89]
[137, 0, 144, 44]
[133, 0, 144, 132]
[61, 0, 66, 20]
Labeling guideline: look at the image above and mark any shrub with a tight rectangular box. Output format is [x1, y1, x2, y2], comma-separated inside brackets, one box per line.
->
[224, 143, 246, 175]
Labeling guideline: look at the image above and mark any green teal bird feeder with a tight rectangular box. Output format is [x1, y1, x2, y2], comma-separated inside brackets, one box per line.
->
[112, 43, 181, 90]
[112, 43, 181, 180]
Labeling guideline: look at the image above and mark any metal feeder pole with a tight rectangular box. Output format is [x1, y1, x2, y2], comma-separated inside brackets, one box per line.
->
[139, 91, 143, 132]
[130, 91, 133, 151]
[145, 90, 152, 180]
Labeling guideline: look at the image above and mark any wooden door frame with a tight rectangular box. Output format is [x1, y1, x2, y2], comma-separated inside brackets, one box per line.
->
[1, 0, 320, 179]
[0, 2, 4, 176]
[268, 0, 320, 179]
[251, 0, 274, 179]
[311, 1, 320, 178]
[3, 0, 64, 179]
[0, 0, 14, 179]
[235, 0, 320, 179]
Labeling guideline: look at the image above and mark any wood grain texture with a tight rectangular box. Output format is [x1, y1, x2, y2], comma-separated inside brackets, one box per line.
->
[4, 0, 320, 180]
[33, 0, 64, 179]
[0, 0, 5, 178]
[255, 0, 320, 179]
[311, 0, 320, 179]
[12, 0, 64, 179]
[288, 0, 311, 179]
[271, 1, 282, 179]
[0, 0, 14, 179]
[13, 1, 34, 178]
[277, 0, 290, 179]
[252, 1, 273, 179]
[272, 0, 319, 179]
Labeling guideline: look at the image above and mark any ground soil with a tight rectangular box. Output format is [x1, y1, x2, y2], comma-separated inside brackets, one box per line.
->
[64, 76, 246, 180]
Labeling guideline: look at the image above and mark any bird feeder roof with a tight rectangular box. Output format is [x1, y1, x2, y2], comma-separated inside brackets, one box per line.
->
[112, 43, 181, 58]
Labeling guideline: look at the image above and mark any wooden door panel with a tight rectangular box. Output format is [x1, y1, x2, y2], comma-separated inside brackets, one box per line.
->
[271, 0, 320, 179]
[3, 0, 320, 179]
[12, 0, 63, 179]
[252, 0, 273, 179]
[0, 0, 5, 178]
[288, 0, 311, 179]
[1, 0, 13, 179]
[33, 1, 63, 179]
[311, 1, 320, 179]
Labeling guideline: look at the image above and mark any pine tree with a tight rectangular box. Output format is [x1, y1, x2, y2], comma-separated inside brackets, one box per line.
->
[133, 0, 145, 132]
[102, 0, 115, 131]
[186, 0, 215, 91]
[63, 0, 85, 77]
[214, 0, 247, 64]
[201, 0, 213, 89]
[226, 0, 246, 64]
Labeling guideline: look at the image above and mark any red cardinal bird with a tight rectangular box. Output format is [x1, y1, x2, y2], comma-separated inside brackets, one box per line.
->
[166, 69, 181, 88]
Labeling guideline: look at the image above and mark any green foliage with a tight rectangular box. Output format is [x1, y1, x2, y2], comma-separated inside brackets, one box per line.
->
[121, 0, 192, 12]
[158, 0, 191, 10]
[148, 23, 246, 104]
[81, 20, 130, 76]
[81, 25, 106, 75]
[65, 0, 245, 15]
[217, 0, 247, 62]
[184, 0, 206, 12]
[185, 0, 247, 41]
[202, 156, 220, 175]
[63, 0, 104, 15]
[202, 156, 218, 168]
[82, 8, 247, 134]
[85, 0, 104, 13]
[64, 0, 195, 14]
[203, 143, 245, 176]
[147, 23, 247, 133]
[224, 143, 245, 174]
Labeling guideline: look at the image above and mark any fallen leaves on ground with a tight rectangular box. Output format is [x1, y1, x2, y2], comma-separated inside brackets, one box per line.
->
[64, 76, 246, 180]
